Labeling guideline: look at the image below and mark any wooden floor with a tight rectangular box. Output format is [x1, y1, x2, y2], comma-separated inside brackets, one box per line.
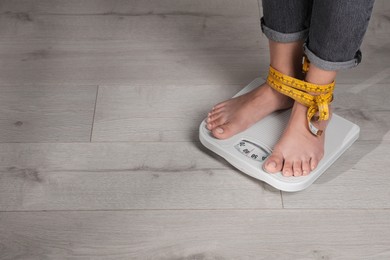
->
[0, 0, 390, 259]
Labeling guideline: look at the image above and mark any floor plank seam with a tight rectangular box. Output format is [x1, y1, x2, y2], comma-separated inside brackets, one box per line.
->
[3, 167, 229, 173]
[280, 191, 285, 209]
[90, 85, 99, 142]
[256, 0, 262, 30]
[1, 208, 390, 213]
[0, 140, 383, 144]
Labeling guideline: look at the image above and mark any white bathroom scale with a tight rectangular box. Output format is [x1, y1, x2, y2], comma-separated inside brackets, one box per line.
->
[199, 77, 360, 192]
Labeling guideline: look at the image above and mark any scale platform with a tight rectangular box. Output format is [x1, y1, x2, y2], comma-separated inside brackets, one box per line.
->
[199, 77, 360, 192]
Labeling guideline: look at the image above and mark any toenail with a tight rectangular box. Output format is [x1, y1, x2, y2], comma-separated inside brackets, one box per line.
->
[267, 161, 276, 168]
[216, 127, 224, 134]
[303, 170, 307, 175]
[283, 170, 289, 176]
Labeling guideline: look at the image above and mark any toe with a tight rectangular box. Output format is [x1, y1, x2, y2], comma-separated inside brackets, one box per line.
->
[208, 110, 219, 120]
[263, 152, 284, 174]
[207, 112, 225, 130]
[208, 107, 224, 121]
[212, 102, 227, 112]
[310, 157, 319, 171]
[293, 161, 302, 177]
[282, 160, 293, 177]
[208, 111, 224, 123]
[211, 106, 225, 115]
[211, 120, 243, 139]
[302, 159, 311, 176]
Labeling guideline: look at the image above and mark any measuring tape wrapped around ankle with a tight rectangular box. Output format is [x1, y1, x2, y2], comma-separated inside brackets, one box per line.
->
[266, 64, 335, 136]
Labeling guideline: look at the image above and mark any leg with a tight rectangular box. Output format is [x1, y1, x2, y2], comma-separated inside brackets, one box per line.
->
[264, 0, 375, 176]
[207, 0, 311, 139]
[305, 0, 375, 70]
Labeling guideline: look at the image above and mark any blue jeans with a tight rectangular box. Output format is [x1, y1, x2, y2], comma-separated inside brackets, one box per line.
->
[261, 0, 375, 71]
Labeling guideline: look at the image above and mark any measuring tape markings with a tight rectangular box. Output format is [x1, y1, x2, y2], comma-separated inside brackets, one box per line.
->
[266, 57, 335, 136]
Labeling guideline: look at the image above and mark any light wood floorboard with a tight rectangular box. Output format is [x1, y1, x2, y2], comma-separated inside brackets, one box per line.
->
[0, 85, 97, 142]
[1, 210, 390, 259]
[0, 169, 281, 211]
[0, 141, 390, 210]
[0, 142, 281, 211]
[0, 142, 226, 171]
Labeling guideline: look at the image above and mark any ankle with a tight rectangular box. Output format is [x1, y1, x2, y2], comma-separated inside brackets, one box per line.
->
[305, 63, 337, 85]
[269, 39, 305, 78]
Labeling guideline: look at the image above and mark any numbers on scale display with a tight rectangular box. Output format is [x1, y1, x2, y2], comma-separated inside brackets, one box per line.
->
[234, 140, 269, 162]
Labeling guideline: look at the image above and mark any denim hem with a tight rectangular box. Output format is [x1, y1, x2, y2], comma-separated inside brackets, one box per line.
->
[303, 43, 362, 71]
[260, 17, 308, 43]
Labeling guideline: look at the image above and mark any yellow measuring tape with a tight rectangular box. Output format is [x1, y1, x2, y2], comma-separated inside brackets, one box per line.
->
[266, 57, 335, 136]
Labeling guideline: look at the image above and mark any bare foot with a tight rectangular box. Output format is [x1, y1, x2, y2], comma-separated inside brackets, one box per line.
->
[263, 101, 331, 176]
[206, 82, 293, 139]
[263, 61, 337, 176]
[206, 39, 305, 140]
